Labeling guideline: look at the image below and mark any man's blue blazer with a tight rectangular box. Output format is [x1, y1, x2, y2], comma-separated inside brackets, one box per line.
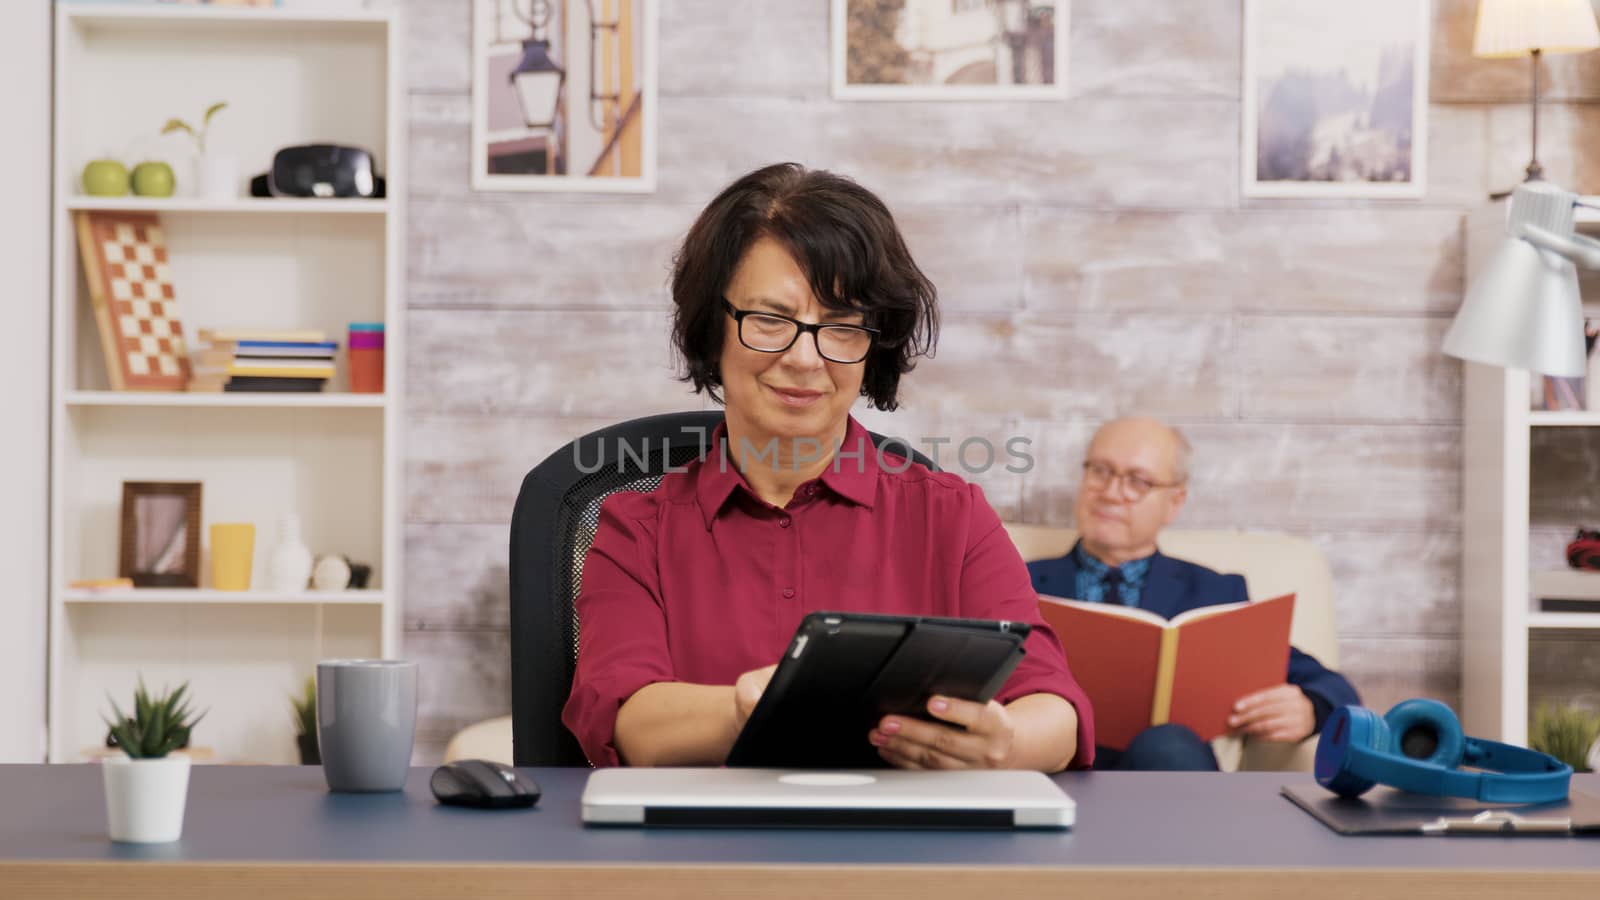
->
[1027, 546, 1359, 723]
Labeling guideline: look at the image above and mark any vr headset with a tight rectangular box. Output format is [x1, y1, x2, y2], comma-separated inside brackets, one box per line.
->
[249, 144, 386, 199]
[1315, 698, 1572, 804]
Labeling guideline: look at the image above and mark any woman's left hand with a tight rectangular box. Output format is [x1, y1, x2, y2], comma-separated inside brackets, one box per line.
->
[870, 695, 1015, 769]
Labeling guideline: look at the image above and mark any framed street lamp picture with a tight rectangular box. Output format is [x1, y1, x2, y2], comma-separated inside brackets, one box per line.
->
[118, 481, 202, 588]
[832, 0, 1069, 100]
[472, 0, 658, 192]
[1242, 0, 1430, 199]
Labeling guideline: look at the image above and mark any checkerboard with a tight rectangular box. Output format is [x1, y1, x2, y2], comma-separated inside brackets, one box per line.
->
[75, 212, 191, 391]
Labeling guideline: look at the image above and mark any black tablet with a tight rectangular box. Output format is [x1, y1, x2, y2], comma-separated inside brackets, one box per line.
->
[724, 611, 1030, 768]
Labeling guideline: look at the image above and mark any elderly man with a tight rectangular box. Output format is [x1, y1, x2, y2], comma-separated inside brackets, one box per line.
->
[1026, 416, 1359, 771]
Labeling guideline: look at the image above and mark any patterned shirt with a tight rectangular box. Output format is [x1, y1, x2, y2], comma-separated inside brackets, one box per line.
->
[1073, 542, 1152, 608]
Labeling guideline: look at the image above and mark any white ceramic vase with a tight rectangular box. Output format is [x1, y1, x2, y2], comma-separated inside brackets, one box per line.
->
[195, 153, 239, 201]
[265, 515, 313, 593]
[102, 753, 191, 843]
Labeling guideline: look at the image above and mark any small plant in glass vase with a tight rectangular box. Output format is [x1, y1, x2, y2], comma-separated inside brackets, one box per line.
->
[291, 674, 320, 765]
[162, 101, 235, 201]
[101, 679, 206, 843]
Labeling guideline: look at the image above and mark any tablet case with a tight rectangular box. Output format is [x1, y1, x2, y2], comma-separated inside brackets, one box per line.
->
[725, 612, 1028, 768]
[1282, 783, 1600, 835]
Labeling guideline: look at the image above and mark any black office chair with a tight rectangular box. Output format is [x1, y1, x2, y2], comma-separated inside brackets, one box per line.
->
[507, 410, 937, 766]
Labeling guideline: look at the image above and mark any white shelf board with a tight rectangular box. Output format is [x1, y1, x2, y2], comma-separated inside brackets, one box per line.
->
[1532, 569, 1600, 601]
[63, 588, 385, 606]
[1529, 410, 1600, 426]
[65, 390, 386, 409]
[1528, 610, 1600, 629]
[65, 197, 388, 215]
[61, 5, 390, 27]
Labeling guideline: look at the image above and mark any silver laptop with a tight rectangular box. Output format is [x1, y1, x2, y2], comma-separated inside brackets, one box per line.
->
[580, 768, 1075, 829]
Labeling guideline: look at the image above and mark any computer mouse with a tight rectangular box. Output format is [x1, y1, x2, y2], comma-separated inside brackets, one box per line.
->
[430, 759, 540, 809]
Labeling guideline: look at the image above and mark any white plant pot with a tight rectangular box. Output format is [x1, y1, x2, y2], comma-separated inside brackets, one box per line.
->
[102, 753, 192, 843]
[195, 154, 239, 201]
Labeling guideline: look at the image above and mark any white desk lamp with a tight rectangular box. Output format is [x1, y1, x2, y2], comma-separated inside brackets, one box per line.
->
[1443, 181, 1599, 377]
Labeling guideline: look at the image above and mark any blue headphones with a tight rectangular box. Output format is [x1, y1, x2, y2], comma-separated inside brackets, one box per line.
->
[1315, 699, 1572, 804]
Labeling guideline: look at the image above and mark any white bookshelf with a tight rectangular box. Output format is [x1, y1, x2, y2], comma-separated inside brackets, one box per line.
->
[1460, 197, 1600, 748]
[48, 4, 405, 765]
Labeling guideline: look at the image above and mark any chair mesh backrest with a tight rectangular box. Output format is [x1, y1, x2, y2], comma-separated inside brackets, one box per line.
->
[554, 447, 710, 665]
[508, 411, 935, 766]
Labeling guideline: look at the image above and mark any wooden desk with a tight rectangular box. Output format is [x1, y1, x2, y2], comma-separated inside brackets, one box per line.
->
[1, 766, 1596, 900]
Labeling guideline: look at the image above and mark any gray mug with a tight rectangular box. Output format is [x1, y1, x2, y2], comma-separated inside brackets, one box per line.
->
[316, 659, 418, 792]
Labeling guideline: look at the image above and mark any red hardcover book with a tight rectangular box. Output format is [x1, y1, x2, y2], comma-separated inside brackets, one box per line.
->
[1039, 593, 1295, 750]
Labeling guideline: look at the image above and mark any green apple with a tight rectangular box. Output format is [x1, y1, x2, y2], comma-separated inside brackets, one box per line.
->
[82, 159, 129, 197]
[131, 161, 176, 198]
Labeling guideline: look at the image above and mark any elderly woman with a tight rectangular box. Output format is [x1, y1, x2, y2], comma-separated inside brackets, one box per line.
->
[562, 162, 1093, 771]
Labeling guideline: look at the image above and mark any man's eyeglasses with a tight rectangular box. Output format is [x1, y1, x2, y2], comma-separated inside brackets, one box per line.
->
[1081, 460, 1182, 501]
[722, 297, 879, 365]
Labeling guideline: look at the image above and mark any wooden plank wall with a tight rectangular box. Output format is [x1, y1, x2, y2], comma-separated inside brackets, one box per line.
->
[396, 0, 1600, 760]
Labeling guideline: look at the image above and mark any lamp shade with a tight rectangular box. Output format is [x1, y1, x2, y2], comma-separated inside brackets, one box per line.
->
[1473, 0, 1600, 58]
[1443, 236, 1587, 377]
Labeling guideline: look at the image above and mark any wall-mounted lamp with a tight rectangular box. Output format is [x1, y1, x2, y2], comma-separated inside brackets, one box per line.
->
[1443, 181, 1600, 377]
[510, 0, 566, 130]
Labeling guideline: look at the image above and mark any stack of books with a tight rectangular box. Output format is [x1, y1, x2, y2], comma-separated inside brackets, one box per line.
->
[187, 329, 339, 393]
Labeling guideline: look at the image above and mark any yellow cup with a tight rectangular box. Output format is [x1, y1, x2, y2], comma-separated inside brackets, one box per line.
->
[210, 523, 255, 591]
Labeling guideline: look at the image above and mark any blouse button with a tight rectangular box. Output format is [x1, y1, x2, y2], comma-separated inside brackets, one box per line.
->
[779, 517, 792, 528]
[783, 588, 795, 599]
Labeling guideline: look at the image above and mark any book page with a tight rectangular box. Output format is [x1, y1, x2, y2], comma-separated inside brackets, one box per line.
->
[1165, 593, 1295, 741]
[1037, 596, 1166, 750]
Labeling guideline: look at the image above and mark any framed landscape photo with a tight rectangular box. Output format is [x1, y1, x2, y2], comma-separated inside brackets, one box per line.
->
[119, 481, 202, 588]
[472, 0, 658, 192]
[1242, 0, 1430, 199]
[833, 0, 1069, 101]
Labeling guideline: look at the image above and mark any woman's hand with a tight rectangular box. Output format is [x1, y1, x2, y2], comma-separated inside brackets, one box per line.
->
[732, 664, 777, 733]
[870, 695, 1016, 769]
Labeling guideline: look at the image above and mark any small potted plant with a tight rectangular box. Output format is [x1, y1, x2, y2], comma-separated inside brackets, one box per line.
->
[101, 679, 205, 843]
[1531, 703, 1600, 773]
[161, 101, 233, 200]
[291, 675, 320, 765]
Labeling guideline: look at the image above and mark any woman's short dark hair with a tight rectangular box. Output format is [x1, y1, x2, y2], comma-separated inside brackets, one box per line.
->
[670, 162, 938, 412]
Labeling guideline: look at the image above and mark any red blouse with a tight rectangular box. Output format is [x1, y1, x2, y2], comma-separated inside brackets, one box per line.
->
[561, 418, 1095, 768]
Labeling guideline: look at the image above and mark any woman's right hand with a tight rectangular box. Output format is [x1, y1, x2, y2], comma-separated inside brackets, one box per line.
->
[733, 664, 778, 732]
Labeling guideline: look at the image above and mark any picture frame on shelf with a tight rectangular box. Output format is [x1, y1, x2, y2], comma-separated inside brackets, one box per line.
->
[1241, 0, 1430, 199]
[119, 481, 203, 588]
[471, 0, 659, 192]
[831, 0, 1069, 101]
[73, 211, 191, 391]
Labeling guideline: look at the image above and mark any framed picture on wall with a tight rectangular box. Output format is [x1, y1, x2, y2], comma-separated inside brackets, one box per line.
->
[832, 0, 1069, 101]
[119, 481, 202, 588]
[471, 0, 658, 192]
[1242, 0, 1430, 199]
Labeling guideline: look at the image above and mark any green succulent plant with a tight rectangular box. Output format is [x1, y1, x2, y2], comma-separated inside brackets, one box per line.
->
[161, 101, 228, 156]
[290, 675, 317, 738]
[1530, 703, 1600, 773]
[103, 679, 205, 760]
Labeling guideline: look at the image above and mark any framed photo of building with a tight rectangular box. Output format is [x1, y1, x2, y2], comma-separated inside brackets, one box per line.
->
[1242, 0, 1430, 199]
[472, 0, 658, 192]
[832, 0, 1069, 101]
[119, 481, 202, 588]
